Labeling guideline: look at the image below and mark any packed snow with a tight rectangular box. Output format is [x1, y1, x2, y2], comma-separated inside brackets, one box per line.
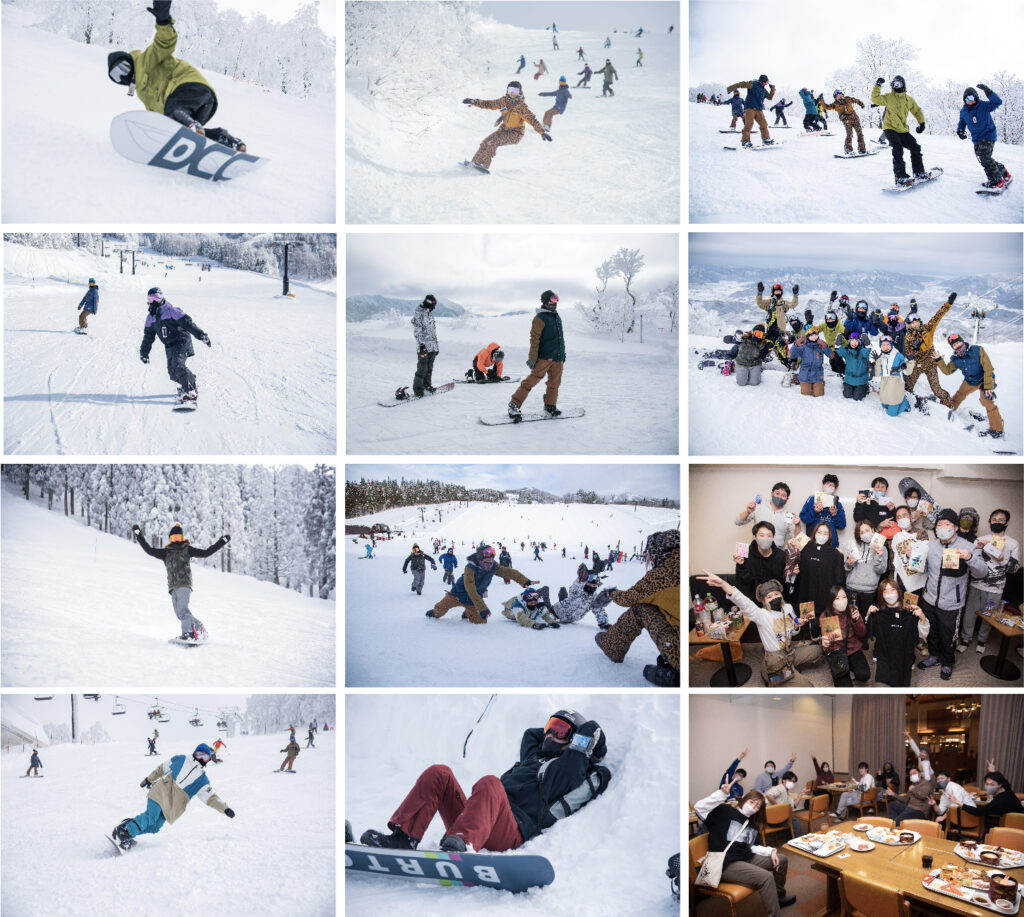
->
[3, 242, 337, 455]
[346, 12, 680, 224]
[1, 488, 336, 686]
[2, 702, 335, 917]
[346, 693, 679, 916]
[1, 8, 335, 223]
[345, 500, 680, 687]
[688, 102, 1024, 223]
[345, 313, 678, 454]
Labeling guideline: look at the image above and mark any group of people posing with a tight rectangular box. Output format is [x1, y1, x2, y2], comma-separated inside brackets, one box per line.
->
[695, 473, 1020, 686]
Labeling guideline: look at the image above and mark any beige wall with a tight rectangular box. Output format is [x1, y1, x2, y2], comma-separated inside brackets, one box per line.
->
[689, 464, 1023, 573]
[689, 694, 837, 801]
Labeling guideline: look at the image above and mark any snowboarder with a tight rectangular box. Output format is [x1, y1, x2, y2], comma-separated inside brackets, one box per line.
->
[551, 571, 614, 630]
[789, 326, 830, 397]
[501, 586, 560, 629]
[603, 37, 611, 49]
[147, 736, 158, 756]
[635, 27, 644, 37]
[409, 294, 439, 398]
[533, 59, 548, 81]
[903, 295, 955, 408]
[106, 1, 246, 151]
[936, 333, 1004, 438]
[76, 278, 99, 332]
[957, 84, 1011, 191]
[306, 725, 316, 749]
[770, 97, 792, 126]
[467, 342, 505, 382]
[576, 46, 586, 61]
[279, 738, 300, 771]
[139, 286, 210, 406]
[288, 725, 296, 742]
[538, 76, 572, 130]
[462, 82, 551, 171]
[499, 545, 513, 568]
[111, 744, 234, 851]
[595, 59, 618, 96]
[596, 530, 680, 687]
[871, 75, 928, 186]
[427, 544, 536, 624]
[816, 93, 829, 125]
[575, 64, 593, 88]
[725, 74, 776, 147]
[364, 542, 374, 559]
[725, 89, 744, 129]
[212, 738, 226, 762]
[728, 325, 767, 387]
[403, 543, 437, 596]
[884, 306, 906, 354]
[872, 335, 911, 416]
[756, 282, 798, 357]
[508, 290, 565, 421]
[131, 522, 229, 642]
[515, 54, 527, 73]
[843, 300, 875, 344]
[822, 89, 867, 154]
[834, 333, 871, 401]
[635, 49, 643, 68]
[552, 32, 559, 50]
[25, 749, 42, 776]
[798, 88, 824, 132]
[440, 547, 459, 585]
[359, 709, 610, 853]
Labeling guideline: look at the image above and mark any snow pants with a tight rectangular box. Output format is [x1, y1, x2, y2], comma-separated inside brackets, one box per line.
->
[721, 853, 789, 917]
[163, 82, 242, 149]
[78, 309, 90, 328]
[165, 345, 196, 393]
[126, 798, 166, 837]
[472, 126, 525, 169]
[575, 77, 590, 88]
[773, 111, 787, 125]
[973, 140, 1007, 184]
[904, 359, 953, 407]
[843, 382, 868, 400]
[802, 114, 818, 131]
[171, 586, 204, 637]
[542, 107, 561, 129]
[736, 364, 762, 386]
[431, 591, 487, 623]
[883, 129, 925, 180]
[960, 582, 997, 647]
[840, 112, 866, 153]
[884, 397, 911, 416]
[389, 764, 524, 852]
[951, 380, 1003, 432]
[25, 765, 40, 776]
[410, 569, 426, 594]
[511, 358, 563, 408]
[601, 81, 614, 96]
[280, 755, 296, 771]
[730, 113, 741, 128]
[413, 349, 437, 396]
[923, 598, 963, 668]
[595, 602, 680, 671]
[741, 108, 770, 143]
[800, 381, 824, 397]
[442, 567, 454, 585]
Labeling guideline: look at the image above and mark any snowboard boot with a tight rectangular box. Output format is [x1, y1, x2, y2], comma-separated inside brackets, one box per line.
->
[544, 404, 562, 417]
[113, 820, 137, 851]
[360, 826, 419, 849]
[507, 399, 522, 422]
[425, 608, 436, 618]
[913, 171, 929, 180]
[762, 139, 775, 146]
[979, 429, 1004, 439]
[425, 385, 436, 394]
[643, 662, 681, 687]
[895, 176, 914, 187]
[194, 623, 208, 641]
[440, 835, 472, 853]
[741, 141, 753, 148]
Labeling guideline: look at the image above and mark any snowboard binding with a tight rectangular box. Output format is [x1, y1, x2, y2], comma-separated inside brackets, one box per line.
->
[395, 386, 410, 401]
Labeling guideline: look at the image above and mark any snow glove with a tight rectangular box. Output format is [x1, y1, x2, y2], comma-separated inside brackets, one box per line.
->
[140, 778, 151, 788]
[224, 808, 235, 818]
[948, 292, 957, 304]
[876, 78, 886, 87]
[146, 1, 172, 25]
[977, 83, 992, 98]
[916, 122, 925, 134]
[462, 98, 477, 105]
[568, 720, 603, 759]
[541, 132, 552, 141]
[201, 333, 212, 347]
[757, 281, 765, 294]
[140, 354, 150, 364]
[830, 290, 837, 302]
[792, 284, 800, 295]
[527, 359, 537, 369]
[958, 128, 967, 139]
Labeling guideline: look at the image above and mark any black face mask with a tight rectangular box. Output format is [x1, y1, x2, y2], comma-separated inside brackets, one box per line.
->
[990, 522, 1007, 534]
[540, 735, 567, 758]
[767, 597, 783, 612]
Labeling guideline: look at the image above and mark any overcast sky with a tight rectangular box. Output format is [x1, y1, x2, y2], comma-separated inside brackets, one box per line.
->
[690, 0, 1022, 86]
[347, 234, 678, 313]
[346, 464, 680, 499]
[482, 1, 677, 33]
[213, 0, 334, 35]
[690, 232, 1023, 280]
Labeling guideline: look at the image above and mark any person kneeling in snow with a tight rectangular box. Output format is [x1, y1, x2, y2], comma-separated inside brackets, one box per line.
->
[502, 586, 559, 628]
[112, 743, 234, 851]
[551, 571, 614, 630]
[872, 335, 911, 416]
[359, 709, 610, 853]
[468, 342, 506, 382]
[428, 544, 536, 623]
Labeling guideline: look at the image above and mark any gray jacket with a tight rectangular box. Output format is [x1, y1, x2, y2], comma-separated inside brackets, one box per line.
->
[412, 306, 438, 352]
[844, 542, 889, 593]
[923, 535, 988, 611]
[552, 580, 611, 626]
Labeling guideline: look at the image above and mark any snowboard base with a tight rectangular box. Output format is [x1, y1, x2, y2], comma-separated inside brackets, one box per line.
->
[456, 376, 521, 384]
[459, 160, 490, 174]
[882, 167, 943, 193]
[168, 636, 204, 648]
[72, 327, 88, 335]
[834, 149, 884, 158]
[480, 407, 585, 425]
[19, 774, 44, 778]
[172, 402, 198, 412]
[798, 131, 833, 137]
[977, 175, 1013, 195]
[274, 770, 297, 774]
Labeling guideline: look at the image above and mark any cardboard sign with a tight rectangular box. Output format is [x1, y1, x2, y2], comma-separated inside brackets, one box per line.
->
[942, 548, 961, 570]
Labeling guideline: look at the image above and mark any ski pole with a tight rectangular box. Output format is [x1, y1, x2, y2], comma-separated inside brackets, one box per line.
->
[462, 694, 498, 758]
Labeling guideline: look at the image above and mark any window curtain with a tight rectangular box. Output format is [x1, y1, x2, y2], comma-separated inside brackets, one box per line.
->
[977, 695, 1024, 790]
[849, 696, 904, 780]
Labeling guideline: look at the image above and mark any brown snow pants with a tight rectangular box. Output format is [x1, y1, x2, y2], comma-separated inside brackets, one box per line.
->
[841, 112, 866, 153]
[472, 126, 525, 169]
[800, 381, 825, 397]
[511, 359, 563, 408]
[951, 380, 1004, 432]
[78, 310, 89, 328]
[430, 591, 487, 624]
[741, 108, 770, 143]
[279, 756, 295, 771]
[904, 360, 954, 408]
[542, 107, 561, 129]
[596, 603, 680, 671]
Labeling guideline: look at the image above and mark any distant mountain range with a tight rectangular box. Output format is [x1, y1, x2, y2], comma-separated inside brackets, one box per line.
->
[346, 294, 467, 321]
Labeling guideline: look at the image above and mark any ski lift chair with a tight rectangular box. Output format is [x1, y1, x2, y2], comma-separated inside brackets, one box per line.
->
[112, 696, 127, 715]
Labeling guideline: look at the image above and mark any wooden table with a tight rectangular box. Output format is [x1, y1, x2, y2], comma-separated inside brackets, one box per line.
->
[976, 609, 1023, 683]
[689, 617, 752, 687]
[783, 820, 1024, 917]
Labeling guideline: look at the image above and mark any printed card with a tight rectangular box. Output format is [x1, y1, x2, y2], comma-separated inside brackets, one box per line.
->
[903, 593, 919, 607]
[816, 492, 835, 509]
[942, 548, 961, 570]
[870, 532, 887, 552]
[799, 601, 816, 619]
[735, 541, 749, 559]
[795, 533, 810, 550]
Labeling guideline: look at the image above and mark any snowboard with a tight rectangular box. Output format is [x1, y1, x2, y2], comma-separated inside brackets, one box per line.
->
[718, 129, 741, 133]
[72, 327, 88, 335]
[456, 376, 521, 384]
[168, 636, 204, 648]
[379, 382, 456, 407]
[882, 167, 943, 193]
[977, 175, 1013, 196]
[19, 774, 44, 777]
[346, 842, 555, 894]
[834, 149, 884, 158]
[479, 407, 585, 425]
[798, 131, 833, 137]
[110, 111, 264, 183]
[458, 160, 490, 175]
[172, 401, 198, 412]
[723, 143, 783, 151]
[273, 770, 297, 774]
[106, 835, 129, 856]
[897, 477, 943, 525]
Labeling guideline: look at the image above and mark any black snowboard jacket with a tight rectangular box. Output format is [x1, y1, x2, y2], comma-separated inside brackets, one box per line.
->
[140, 301, 206, 360]
[402, 552, 436, 573]
[137, 532, 228, 592]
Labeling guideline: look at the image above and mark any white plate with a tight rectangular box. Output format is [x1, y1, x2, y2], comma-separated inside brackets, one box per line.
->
[867, 828, 921, 845]
[853, 823, 873, 832]
[847, 839, 876, 852]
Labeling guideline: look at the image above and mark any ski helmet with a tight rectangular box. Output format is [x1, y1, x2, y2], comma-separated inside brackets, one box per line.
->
[891, 75, 906, 93]
[833, 89, 844, 98]
[839, 294, 850, 304]
[583, 572, 602, 593]
[421, 294, 437, 309]
[478, 545, 496, 562]
[522, 587, 540, 607]
[193, 743, 213, 764]
[752, 322, 766, 339]
[506, 80, 522, 95]
[771, 282, 783, 297]
[855, 300, 868, 313]
[492, 348, 504, 361]
[963, 87, 978, 107]
[848, 331, 861, 344]
[758, 74, 769, 84]
[147, 287, 164, 303]
[825, 310, 838, 324]
[544, 708, 585, 741]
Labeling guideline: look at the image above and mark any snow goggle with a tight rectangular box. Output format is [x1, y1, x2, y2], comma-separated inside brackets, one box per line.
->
[169, 533, 183, 542]
[965, 94, 977, 104]
[752, 329, 764, 339]
[772, 285, 783, 294]
[147, 292, 163, 303]
[480, 547, 496, 560]
[549, 294, 559, 304]
[544, 716, 573, 740]
[506, 86, 521, 96]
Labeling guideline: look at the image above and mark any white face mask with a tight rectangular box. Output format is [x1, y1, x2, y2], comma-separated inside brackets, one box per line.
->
[910, 774, 920, 783]
[985, 784, 998, 795]
[906, 498, 919, 509]
[784, 781, 795, 790]
[756, 536, 774, 551]
[873, 490, 887, 502]
[823, 484, 836, 494]
[815, 532, 830, 545]
[936, 526, 956, 542]
[897, 516, 911, 530]
[883, 591, 898, 606]
[765, 766, 775, 774]
[740, 802, 759, 818]
[834, 598, 848, 611]
[860, 532, 873, 544]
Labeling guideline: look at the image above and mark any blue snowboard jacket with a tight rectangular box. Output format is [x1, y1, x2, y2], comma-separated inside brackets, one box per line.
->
[440, 553, 459, 571]
[799, 89, 819, 115]
[946, 345, 986, 387]
[836, 345, 871, 386]
[727, 95, 744, 115]
[790, 339, 829, 383]
[539, 85, 572, 113]
[958, 91, 1001, 143]
[844, 314, 875, 340]
[78, 285, 99, 314]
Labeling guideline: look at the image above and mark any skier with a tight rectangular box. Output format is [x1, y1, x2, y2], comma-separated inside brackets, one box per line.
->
[770, 97, 793, 126]
[729, 325, 767, 387]
[147, 735, 158, 755]
[871, 75, 928, 187]
[725, 74, 776, 147]
[402, 543, 437, 596]
[131, 522, 229, 642]
[501, 586, 560, 629]
[139, 287, 210, 406]
[936, 333, 1004, 438]
[515, 54, 526, 74]
[575, 64, 593, 88]
[538, 76, 572, 130]
[359, 709, 610, 853]
[551, 571, 614, 630]
[635, 49, 643, 68]
[76, 278, 99, 332]
[111, 743, 234, 851]
[593, 59, 617, 97]
[427, 544, 536, 624]
[798, 88, 824, 132]
[903, 295, 955, 408]
[408, 294, 439, 398]
[822, 89, 866, 154]
[508, 290, 565, 421]
[533, 59, 548, 81]
[462, 82, 551, 172]
[305, 725, 316, 749]
[25, 749, 42, 776]
[872, 335, 911, 416]
[106, 1, 245, 151]
[279, 737, 300, 772]
[440, 547, 459, 585]
[725, 88, 744, 129]
[957, 84, 1011, 191]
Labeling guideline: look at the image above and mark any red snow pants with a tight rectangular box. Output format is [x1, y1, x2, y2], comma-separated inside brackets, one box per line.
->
[388, 764, 524, 852]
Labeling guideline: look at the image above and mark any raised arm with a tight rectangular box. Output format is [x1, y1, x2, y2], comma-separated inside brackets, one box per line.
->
[133, 526, 167, 560]
[189, 535, 229, 559]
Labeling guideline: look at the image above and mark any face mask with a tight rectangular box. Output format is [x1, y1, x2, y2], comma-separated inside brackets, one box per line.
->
[823, 484, 836, 494]
[784, 781, 795, 790]
[756, 536, 774, 551]
[768, 597, 783, 612]
[815, 532, 830, 545]
[907, 498, 919, 509]
[823, 765, 831, 772]
[771, 495, 786, 508]
[910, 774, 920, 784]
[959, 521, 972, 532]
[873, 490, 887, 502]
[834, 598, 848, 611]
[936, 526, 955, 542]
[860, 532, 874, 544]
[883, 591, 898, 606]
[985, 784, 998, 795]
[936, 779, 948, 790]
[765, 766, 775, 775]
[897, 516, 911, 530]
[740, 802, 758, 818]
[990, 522, 1007, 534]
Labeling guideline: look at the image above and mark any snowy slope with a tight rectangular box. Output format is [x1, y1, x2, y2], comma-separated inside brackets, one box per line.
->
[688, 102, 1024, 223]
[346, 25, 680, 224]
[1, 490, 336, 686]
[345, 501, 680, 687]
[1, 730, 335, 917]
[345, 315, 678, 454]
[688, 334, 1023, 456]
[3, 243, 337, 455]
[346, 693, 679, 916]
[1, 16, 335, 223]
